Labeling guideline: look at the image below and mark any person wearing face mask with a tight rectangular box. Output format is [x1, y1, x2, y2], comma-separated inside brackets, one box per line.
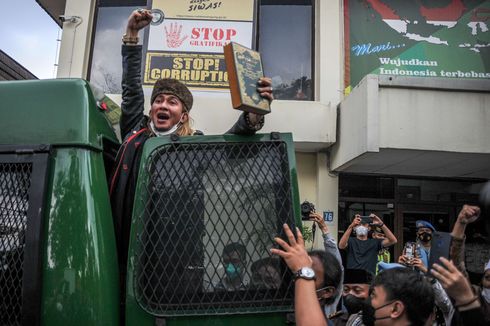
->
[480, 260, 490, 321]
[361, 268, 434, 326]
[215, 243, 248, 291]
[339, 214, 397, 275]
[309, 250, 343, 323]
[338, 269, 374, 326]
[110, 9, 274, 287]
[415, 220, 436, 268]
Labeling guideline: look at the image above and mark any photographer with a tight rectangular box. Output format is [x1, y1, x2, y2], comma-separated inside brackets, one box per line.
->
[303, 201, 344, 316]
[308, 212, 344, 316]
[338, 214, 397, 275]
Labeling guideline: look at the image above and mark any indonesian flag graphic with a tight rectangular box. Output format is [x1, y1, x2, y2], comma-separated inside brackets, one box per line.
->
[365, 0, 469, 44]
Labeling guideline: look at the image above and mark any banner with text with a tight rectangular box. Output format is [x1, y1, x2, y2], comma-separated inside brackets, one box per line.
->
[145, 0, 256, 90]
[344, 0, 490, 92]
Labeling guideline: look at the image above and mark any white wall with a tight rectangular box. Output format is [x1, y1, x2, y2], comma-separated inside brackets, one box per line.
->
[58, 0, 344, 247]
[296, 152, 339, 248]
[57, 0, 95, 78]
[57, 0, 342, 151]
[331, 75, 490, 172]
[378, 87, 490, 153]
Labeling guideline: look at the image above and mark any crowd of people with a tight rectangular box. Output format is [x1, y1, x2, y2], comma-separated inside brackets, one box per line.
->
[271, 205, 489, 326]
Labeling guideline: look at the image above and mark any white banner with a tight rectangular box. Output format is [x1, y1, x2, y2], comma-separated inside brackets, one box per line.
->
[148, 20, 253, 53]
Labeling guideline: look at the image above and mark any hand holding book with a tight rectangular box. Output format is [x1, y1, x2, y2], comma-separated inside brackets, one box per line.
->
[224, 42, 273, 115]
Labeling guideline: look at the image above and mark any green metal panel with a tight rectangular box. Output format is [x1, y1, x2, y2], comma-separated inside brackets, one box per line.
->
[40, 148, 119, 325]
[0, 79, 118, 150]
[125, 133, 301, 326]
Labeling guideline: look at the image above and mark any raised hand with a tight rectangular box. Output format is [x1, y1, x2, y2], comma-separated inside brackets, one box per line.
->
[126, 9, 152, 35]
[457, 204, 480, 225]
[430, 257, 475, 306]
[309, 212, 328, 234]
[271, 224, 312, 272]
[165, 23, 188, 48]
[350, 215, 361, 228]
[412, 257, 428, 273]
[370, 213, 383, 225]
[257, 77, 274, 102]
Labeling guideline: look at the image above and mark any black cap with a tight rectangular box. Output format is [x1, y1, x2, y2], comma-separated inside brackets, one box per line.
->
[344, 269, 374, 284]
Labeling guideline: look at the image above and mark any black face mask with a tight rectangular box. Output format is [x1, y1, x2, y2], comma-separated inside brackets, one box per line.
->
[343, 294, 368, 315]
[361, 300, 395, 326]
[418, 232, 432, 243]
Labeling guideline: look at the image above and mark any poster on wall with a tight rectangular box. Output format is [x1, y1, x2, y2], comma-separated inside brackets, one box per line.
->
[344, 0, 490, 93]
[143, 0, 256, 91]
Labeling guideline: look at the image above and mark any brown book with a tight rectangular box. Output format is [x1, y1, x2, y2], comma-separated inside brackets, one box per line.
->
[224, 42, 271, 115]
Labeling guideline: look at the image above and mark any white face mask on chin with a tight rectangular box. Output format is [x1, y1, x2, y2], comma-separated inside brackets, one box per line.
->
[149, 115, 183, 136]
[354, 225, 369, 236]
[482, 287, 490, 303]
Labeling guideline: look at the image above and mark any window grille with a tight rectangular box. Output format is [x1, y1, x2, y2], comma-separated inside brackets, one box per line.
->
[133, 140, 296, 316]
[0, 163, 31, 326]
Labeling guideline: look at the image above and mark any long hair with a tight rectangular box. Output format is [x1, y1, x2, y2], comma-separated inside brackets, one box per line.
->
[177, 114, 195, 136]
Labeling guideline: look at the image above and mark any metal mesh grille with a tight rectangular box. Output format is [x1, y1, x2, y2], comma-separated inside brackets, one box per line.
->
[0, 163, 31, 326]
[133, 141, 295, 316]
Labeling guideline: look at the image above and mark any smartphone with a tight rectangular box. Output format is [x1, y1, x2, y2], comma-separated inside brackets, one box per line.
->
[427, 232, 452, 271]
[360, 216, 373, 224]
[404, 242, 415, 261]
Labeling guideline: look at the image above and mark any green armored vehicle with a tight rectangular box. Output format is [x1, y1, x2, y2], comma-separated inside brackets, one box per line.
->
[0, 79, 301, 325]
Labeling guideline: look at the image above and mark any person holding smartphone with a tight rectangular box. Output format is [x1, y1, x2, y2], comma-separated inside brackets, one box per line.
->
[339, 214, 397, 275]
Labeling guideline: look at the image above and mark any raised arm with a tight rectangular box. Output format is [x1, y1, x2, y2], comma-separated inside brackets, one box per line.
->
[226, 77, 273, 135]
[451, 205, 480, 239]
[338, 215, 360, 249]
[371, 214, 397, 247]
[449, 205, 480, 277]
[310, 212, 342, 267]
[271, 224, 327, 326]
[120, 9, 152, 138]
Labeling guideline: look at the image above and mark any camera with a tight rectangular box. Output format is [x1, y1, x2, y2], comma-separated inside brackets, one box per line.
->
[300, 201, 315, 220]
[58, 15, 82, 23]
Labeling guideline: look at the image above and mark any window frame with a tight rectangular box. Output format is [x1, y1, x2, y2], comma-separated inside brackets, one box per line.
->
[256, 0, 315, 101]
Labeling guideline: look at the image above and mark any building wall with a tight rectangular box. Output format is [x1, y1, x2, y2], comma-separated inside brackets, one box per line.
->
[57, 0, 342, 150]
[378, 86, 490, 153]
[330, 75, 490, 177]
[54, 0, 489, 247]
[0, 50, 38, 80]
[56, 0, 95, 78]
[296, 152, 339, 247]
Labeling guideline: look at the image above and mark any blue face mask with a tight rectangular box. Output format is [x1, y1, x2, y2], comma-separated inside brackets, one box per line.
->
[225, 263, 241, 280]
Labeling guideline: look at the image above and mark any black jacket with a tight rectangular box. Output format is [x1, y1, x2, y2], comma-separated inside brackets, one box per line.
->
[110, 45, 264, 273]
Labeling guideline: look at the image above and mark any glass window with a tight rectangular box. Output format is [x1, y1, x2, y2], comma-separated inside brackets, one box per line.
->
[259, 0, 313, 101]
[397, 179, 484, 203]
[339, 174, 395, 199]
[88, 0, 147, 94]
